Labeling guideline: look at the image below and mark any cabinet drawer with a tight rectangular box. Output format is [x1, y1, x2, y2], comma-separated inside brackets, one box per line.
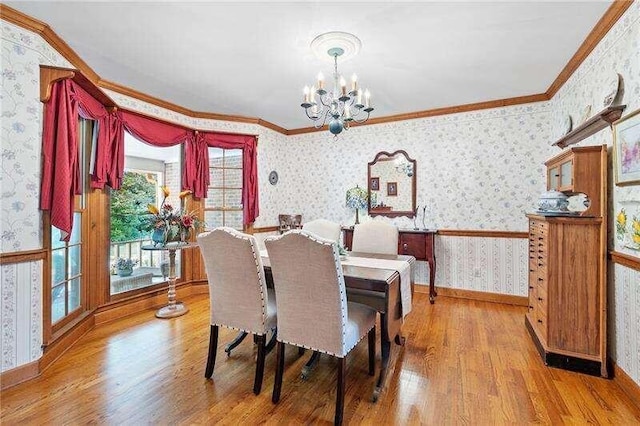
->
[398, 233, 426, 260]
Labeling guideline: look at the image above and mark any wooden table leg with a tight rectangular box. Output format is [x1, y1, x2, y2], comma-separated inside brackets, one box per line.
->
[428, 255, 437, 304]
[373, 329, 391, 403]
[301, 351, 321, 380]
[225, 331, 248, 356]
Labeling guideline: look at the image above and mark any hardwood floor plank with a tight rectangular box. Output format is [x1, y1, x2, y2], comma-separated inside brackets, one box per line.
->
[2, 293, 639, 424]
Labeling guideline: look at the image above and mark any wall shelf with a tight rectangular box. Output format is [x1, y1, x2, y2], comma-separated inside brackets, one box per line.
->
[552, 105, 626, 149]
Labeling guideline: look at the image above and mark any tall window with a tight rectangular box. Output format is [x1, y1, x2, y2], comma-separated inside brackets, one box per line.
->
[48, 118, 91, 332]
[109, 134, 182, 296]
[204, 148, 243, 230]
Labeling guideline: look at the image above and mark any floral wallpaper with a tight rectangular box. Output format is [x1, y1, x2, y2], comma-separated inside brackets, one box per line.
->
[1, 21, 72, 253]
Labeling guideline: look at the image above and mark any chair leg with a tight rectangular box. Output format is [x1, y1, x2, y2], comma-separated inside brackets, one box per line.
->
[368, 326, 376, 376]
[254, 334, 266, 395]
[205, 325, 218, 379]
[335, 357, 346, 426]
[272, 341, 285, 403]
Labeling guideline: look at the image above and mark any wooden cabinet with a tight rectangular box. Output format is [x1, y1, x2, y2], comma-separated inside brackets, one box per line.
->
[526, 145, 608, 377]
[342, 227, 438, 303]
[545, 146, 606, 217]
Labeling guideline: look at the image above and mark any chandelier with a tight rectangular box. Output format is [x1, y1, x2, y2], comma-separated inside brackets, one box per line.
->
[301, 32, 374, 137]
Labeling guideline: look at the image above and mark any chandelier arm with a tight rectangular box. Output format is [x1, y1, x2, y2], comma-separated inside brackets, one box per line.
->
[350, 111, 372, 124]
[313, 109, 331, 129]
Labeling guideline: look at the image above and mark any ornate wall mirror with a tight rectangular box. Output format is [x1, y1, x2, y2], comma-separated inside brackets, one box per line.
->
[368, 150, 416, 218]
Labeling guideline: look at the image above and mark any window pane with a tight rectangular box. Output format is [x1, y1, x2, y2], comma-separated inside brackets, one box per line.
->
[224, 168, 242, 188]
[226, 211, 243, 230]
[51, 227, 65, 249]
[204, 211, 223, 230]
[52, 249, 66, 285]
[208, 147, 224, 160]
[68, 278, 80, 311]
[225, 189, 243, 209]
[206, 189, 223, 208]
[70, 213, 81, 244]
[224, 151, 242, 167]
[68, 244, 81, 278]
[51, 284, 66, 323]
[209, 168, 223, 186]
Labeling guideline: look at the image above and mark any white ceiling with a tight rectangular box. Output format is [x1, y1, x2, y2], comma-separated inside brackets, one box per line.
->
[7, 1, 612, 130]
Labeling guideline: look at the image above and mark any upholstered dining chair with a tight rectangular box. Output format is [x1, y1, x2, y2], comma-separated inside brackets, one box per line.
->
[197, 227, 276, 395]
[265, 230, 376, 425]
[302, 219, 341, 243]
[351, 221, 399, 255]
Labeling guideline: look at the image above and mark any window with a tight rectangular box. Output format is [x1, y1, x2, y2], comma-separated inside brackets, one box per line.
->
[204, 148, 243, 230]
[46, 118, 92, 334]
[109, 134, 182, 296]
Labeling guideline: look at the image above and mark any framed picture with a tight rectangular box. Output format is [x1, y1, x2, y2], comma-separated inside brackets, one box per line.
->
[387, 182, 397, 196]
[370, 177, 380, 191]
[613, 108, 640, 186]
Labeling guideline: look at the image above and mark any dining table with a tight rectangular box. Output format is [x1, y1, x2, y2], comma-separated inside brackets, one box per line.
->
[260, 250, 415, 402]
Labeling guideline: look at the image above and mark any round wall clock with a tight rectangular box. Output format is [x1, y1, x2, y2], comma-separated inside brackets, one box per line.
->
[268, 170, 279, 185]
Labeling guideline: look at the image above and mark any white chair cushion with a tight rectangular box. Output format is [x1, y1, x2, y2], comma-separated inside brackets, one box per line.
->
[344, 302, 377, 354]
[302, 219, 341, 244]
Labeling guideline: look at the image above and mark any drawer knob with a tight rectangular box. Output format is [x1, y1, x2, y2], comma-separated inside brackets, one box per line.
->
[538, 297, 543, 301]
[529, 269, 534, 272]
[538, 277, 543, 281]
[537, 319, 543, 324]
[402, 243, 408, 252]
[528, 285, 534, 289]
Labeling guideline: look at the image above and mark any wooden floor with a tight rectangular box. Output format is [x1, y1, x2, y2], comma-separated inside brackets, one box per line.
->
[2, 293, 639, 425]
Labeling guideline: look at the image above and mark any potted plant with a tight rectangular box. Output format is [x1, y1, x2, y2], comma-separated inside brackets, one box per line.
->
[114, 257, 138, 277]
[146, 187, 201, 246]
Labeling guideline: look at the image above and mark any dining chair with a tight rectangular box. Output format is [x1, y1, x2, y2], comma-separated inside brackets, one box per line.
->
[302, 218, 341, 243]
[351, 221, 399, 255]
[265, 230, 376, 426]
[197, 227, 277, 395]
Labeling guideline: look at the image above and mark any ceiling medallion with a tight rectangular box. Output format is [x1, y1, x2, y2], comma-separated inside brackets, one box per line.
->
[300, 31, 374, 138]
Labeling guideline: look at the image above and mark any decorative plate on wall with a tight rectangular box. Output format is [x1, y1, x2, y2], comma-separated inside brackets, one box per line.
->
[269, 170, 279, 185]
[603, 73, 623, 107]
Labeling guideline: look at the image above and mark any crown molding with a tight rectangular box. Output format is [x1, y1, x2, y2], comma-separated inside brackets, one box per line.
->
[546, 0, 635, 98]
[97, 79, 288, 135]
[1, 2, 633, 136]
[288, 93, 550, 135]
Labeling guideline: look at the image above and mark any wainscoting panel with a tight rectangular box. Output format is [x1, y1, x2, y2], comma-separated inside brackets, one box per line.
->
[415, 236, 528, 297]
[1, 260, 43, 372]
[612, 264, 640, 387]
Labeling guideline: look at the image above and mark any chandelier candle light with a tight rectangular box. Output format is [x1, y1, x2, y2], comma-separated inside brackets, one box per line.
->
[301, 31, 374, 138]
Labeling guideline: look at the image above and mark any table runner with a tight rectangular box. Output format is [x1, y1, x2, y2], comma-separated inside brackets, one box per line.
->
[260, 250, 412, 317]
[341, 256, 412, 317]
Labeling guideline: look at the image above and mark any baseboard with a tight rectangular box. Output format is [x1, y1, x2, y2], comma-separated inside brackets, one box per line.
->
[0, 360, 39, 390]
[414, 285, 527, 306]
[613, 362, 640, 411]
[40, 312, 95, 373]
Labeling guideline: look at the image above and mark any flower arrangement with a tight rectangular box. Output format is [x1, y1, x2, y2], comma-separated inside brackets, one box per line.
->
[147, 187, 200, 246]
[114, 257, 138, 270]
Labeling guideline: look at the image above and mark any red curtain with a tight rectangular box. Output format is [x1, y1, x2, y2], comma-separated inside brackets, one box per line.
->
[41, 79, 259, 240]
[41, 79, 121, 240]
[198, 132, 259, 225]
[40, 80, 79, 241]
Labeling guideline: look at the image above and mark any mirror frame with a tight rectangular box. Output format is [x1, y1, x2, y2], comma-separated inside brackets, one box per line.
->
[367, 150, 417, 218]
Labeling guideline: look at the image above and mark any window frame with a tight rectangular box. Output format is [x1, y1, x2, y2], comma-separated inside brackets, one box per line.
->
[43, 118, 92, 343]
[204, 148, 244, 231]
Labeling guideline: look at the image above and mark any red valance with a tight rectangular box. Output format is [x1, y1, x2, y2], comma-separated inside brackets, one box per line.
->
[41, 79, 122, 240]
[41, 78, 260, 240]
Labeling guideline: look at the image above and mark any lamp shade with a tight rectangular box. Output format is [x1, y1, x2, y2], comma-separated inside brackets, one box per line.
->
[345, 186, 368, 210]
